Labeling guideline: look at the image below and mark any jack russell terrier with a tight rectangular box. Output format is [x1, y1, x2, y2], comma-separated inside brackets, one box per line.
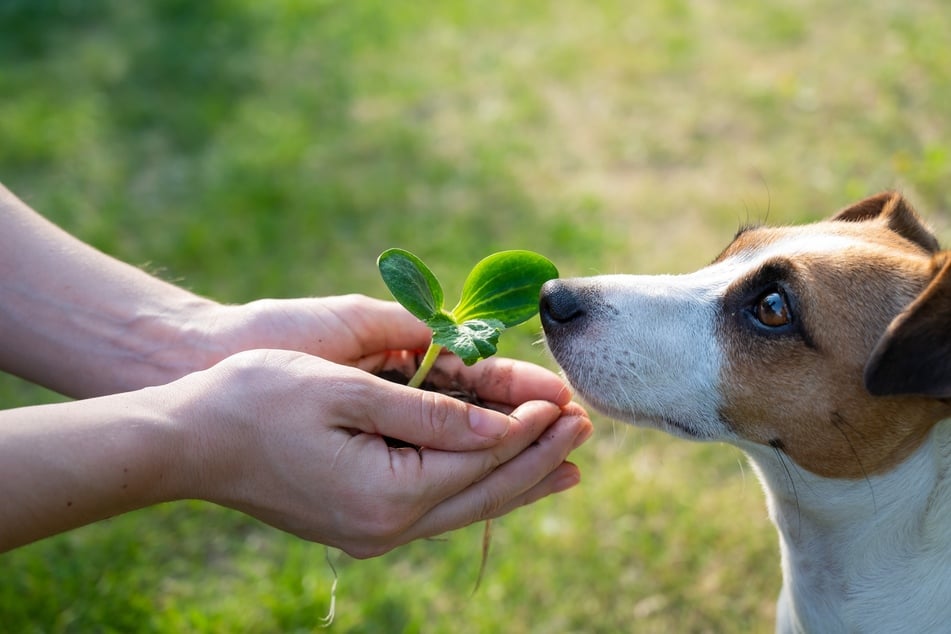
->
[540, 191, 951, 633]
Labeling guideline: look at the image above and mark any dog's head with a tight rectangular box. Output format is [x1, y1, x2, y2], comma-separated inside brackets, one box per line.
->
[541, 192, 951, 478]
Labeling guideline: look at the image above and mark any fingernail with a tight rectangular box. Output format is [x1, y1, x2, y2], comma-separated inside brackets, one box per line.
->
[469, 407, 511, 439]
[571, 422, 593, 450]
[553, 470, 581, 493]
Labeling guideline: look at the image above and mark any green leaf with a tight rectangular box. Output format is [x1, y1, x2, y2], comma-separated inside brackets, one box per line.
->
[377, 248, 444, 321]
[431, 318, 505, 366]
[452, 250, 559, 327]
[378, 248, 558, 367]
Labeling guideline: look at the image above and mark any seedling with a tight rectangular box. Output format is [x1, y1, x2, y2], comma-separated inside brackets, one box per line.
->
[377, 248, 559, 387]
[377, 247, 558, 591]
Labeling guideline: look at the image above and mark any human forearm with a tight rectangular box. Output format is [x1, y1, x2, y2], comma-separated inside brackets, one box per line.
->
[0, 386, 187, 551]
[0, 184, 225, 397]
[0, 351, 590, 556]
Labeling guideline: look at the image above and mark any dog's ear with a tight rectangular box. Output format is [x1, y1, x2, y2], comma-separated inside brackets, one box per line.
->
[833, 191, 940, 253]
[865, 254, 951, 398]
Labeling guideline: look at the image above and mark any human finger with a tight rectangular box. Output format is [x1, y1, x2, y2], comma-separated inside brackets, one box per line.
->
[421, 355, 574, 409]
[399, 407, 592, 541]
[488, 461, 582, 517]
[327, 295, 433, 352]
[346, 372, 535, 451]
[392, 400, 569, 493]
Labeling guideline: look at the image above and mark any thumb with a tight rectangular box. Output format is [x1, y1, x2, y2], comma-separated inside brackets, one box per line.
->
[361, 378, 513, 450]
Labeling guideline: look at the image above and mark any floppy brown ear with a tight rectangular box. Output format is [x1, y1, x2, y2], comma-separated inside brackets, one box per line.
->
[833, 191, 940, 253]
[865, 254, 951, 398]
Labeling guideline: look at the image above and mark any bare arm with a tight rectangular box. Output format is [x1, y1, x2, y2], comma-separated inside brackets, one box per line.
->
[0, 184, 436, 396]
[0, 182, 592, 555]
[0, 387, 182, 548]
[0, 183, 223, 397]
[0, 352, 590, 555]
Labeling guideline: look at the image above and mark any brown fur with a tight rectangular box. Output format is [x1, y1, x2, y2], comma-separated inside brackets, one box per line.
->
[866, 252, 951, 398]
[717, 193, 951, 478]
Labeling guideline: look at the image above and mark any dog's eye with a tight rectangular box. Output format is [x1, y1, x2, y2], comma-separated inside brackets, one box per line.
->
[755, 290, 791, 328]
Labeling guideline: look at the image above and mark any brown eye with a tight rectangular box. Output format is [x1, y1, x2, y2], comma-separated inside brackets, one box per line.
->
[756, 291, 790, 327]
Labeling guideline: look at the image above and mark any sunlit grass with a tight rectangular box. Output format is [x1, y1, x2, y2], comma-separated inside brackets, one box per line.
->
[1, 0, 950, 631]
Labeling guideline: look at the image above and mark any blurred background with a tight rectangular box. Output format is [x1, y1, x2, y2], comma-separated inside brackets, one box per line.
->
[1, 1, 949, 632]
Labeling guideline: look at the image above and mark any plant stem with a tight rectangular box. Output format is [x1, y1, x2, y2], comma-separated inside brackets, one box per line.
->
[472, 519, 493, 594]
[406, 339, 494, 594]
[408, 342, 443, 388]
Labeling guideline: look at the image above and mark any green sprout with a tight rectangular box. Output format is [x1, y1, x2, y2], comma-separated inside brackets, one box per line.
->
[377, 247, 559, 592]
[377, 248, 559, 388]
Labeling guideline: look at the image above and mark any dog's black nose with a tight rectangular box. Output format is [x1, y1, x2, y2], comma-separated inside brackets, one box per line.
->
[539, 279, 586, 325]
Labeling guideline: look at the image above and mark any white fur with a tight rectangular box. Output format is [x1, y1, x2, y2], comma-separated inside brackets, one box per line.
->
[544, 232, 951, 633]
[554, 271, 731, 440]
[740, 423, 951, 633]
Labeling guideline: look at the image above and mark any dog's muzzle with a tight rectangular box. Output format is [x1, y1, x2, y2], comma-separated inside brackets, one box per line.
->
[539, 279, 589, 332]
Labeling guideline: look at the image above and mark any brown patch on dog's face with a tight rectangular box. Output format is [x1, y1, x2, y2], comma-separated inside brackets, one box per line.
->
[716, 219, 947, 478]
[543, 191, 951, 479]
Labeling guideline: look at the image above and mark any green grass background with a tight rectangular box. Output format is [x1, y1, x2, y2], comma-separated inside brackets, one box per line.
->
[2, 1, 950, 632]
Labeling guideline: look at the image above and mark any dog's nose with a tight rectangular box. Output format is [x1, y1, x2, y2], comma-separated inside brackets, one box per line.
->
[540, 279, 586, 325]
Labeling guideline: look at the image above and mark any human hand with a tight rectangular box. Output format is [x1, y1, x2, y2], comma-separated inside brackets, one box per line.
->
[172, 349, 591, 558]
[205, 295, 437, 372]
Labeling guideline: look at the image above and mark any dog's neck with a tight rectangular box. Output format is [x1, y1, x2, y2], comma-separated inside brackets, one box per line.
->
[740, 419, 951, 633]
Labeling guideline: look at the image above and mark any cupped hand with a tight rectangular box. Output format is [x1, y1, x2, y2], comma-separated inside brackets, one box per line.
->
[174, 349, 591, 558]
[208, 295, 439, 371]
[201, 295, 576, 409]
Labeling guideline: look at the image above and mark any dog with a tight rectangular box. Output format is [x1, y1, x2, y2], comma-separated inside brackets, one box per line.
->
[540, 191, 951, 633]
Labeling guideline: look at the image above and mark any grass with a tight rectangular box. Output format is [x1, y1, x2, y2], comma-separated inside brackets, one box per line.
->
[1, 0, 950, 631]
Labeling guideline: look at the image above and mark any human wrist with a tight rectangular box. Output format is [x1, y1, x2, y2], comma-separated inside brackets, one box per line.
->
[115, 296, 234, 392]
[159, 356, 264, 507]
[135, 370, 222, 505]
[116, 387, 193, 506]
